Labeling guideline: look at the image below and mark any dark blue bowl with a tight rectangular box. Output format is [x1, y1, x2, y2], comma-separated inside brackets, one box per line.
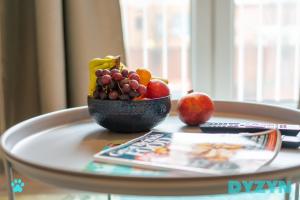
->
[87, 96, 171, 133]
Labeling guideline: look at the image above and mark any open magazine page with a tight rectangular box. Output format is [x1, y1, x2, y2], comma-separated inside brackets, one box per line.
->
[94, 130, 281, 175]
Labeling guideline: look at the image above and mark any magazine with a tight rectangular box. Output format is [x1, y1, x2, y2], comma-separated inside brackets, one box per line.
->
[85, 142, 171, 177]
[94, 130, 281, 175]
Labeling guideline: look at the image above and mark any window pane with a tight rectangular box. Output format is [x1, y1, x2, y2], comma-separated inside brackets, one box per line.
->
[120, 0, 191, 97]
[234, 0, 300, 107]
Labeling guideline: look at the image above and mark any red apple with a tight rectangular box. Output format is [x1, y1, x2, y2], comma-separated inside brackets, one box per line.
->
[177, 92, 214, 126]
[146, 79, 170, 99]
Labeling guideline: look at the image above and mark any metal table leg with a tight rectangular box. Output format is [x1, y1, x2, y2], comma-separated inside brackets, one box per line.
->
[295, 183, 299, 200]
[3, 160, 15, 200]
[285, 192, 290, 200]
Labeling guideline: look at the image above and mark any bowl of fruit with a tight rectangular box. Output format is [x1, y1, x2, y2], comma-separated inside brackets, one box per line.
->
[87, 55, 171, 133]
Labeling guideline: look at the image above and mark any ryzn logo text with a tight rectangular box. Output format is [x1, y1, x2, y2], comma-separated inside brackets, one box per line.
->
[228, 180, 291, 194]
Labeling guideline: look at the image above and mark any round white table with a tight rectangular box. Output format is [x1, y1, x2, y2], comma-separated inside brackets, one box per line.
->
[1, 100, 300, 200]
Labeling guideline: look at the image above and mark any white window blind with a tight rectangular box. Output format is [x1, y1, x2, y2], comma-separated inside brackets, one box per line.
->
[120, 0, 191, 97]
[120, 0, 300, 107]
[234, 0, 300, 107]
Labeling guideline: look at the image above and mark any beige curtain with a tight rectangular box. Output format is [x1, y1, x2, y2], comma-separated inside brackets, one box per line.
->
[0, 0, 125, 130]
[64, 0, 125, 106]
[0, 3, 4, 133]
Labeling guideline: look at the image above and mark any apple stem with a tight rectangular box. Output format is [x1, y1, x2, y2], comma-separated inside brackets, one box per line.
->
[187, 90, 194, 94]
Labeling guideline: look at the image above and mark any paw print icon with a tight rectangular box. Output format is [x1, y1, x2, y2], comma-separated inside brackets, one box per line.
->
[11, 178, 25, 193]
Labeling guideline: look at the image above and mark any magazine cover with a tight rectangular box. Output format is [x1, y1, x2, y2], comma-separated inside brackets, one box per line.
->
[94, 130, 281, 175]
[85, 141, 171, 177]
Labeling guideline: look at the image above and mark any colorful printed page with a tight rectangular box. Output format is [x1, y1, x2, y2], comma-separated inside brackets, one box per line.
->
[85, 140, 170, 177]
[85, 161, 168, 177]
[94, 130, 281, 175]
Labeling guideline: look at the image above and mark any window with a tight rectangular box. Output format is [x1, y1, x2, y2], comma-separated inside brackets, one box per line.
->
[234, 0, 300, 107]
[120, 0, 191, 98]
[120, 0, 300, 107]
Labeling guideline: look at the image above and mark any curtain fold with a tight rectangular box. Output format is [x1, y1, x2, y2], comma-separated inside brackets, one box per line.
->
[0, 0, 125, 131]
[35, 0, 67, 113]
[1, 0, 41, 129]
[0, 2, 4, 133]
[64, 0, 125, 106]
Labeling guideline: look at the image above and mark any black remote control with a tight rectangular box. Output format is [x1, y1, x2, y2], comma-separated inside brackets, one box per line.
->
[200, 122, 300, 149]
[281, 136, 300, 149]
[200, 122, 300, 136]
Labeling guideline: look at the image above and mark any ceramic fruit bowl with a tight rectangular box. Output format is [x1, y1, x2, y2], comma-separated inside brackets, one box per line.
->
[87, 96, 171, 133]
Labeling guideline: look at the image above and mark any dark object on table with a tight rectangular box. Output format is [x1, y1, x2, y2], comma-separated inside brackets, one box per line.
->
[200, 122, 300, 136]
[200, 122, 300, 149]
[88, 96, 171, 133]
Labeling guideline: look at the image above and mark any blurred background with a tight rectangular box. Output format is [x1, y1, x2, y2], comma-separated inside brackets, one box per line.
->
[0, 0, 299, 132]
[121, 0, 300, 105]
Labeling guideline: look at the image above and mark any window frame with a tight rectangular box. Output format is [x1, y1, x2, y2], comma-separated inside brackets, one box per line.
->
[191, 0, 234, 100]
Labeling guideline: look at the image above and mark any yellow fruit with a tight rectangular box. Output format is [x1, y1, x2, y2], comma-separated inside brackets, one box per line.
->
[120, 62, 127, 71]
[89, 58, 113, 68]
[136, 68, 152, 86]
[152, 76, 169, 84]
[88, 56, 120, 96]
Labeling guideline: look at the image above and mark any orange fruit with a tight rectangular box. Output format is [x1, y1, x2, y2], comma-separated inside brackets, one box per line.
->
[136, 68, 152, 86]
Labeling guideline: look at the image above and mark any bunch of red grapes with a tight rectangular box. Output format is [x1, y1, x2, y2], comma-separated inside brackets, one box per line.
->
[93, 68, 147, 100]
